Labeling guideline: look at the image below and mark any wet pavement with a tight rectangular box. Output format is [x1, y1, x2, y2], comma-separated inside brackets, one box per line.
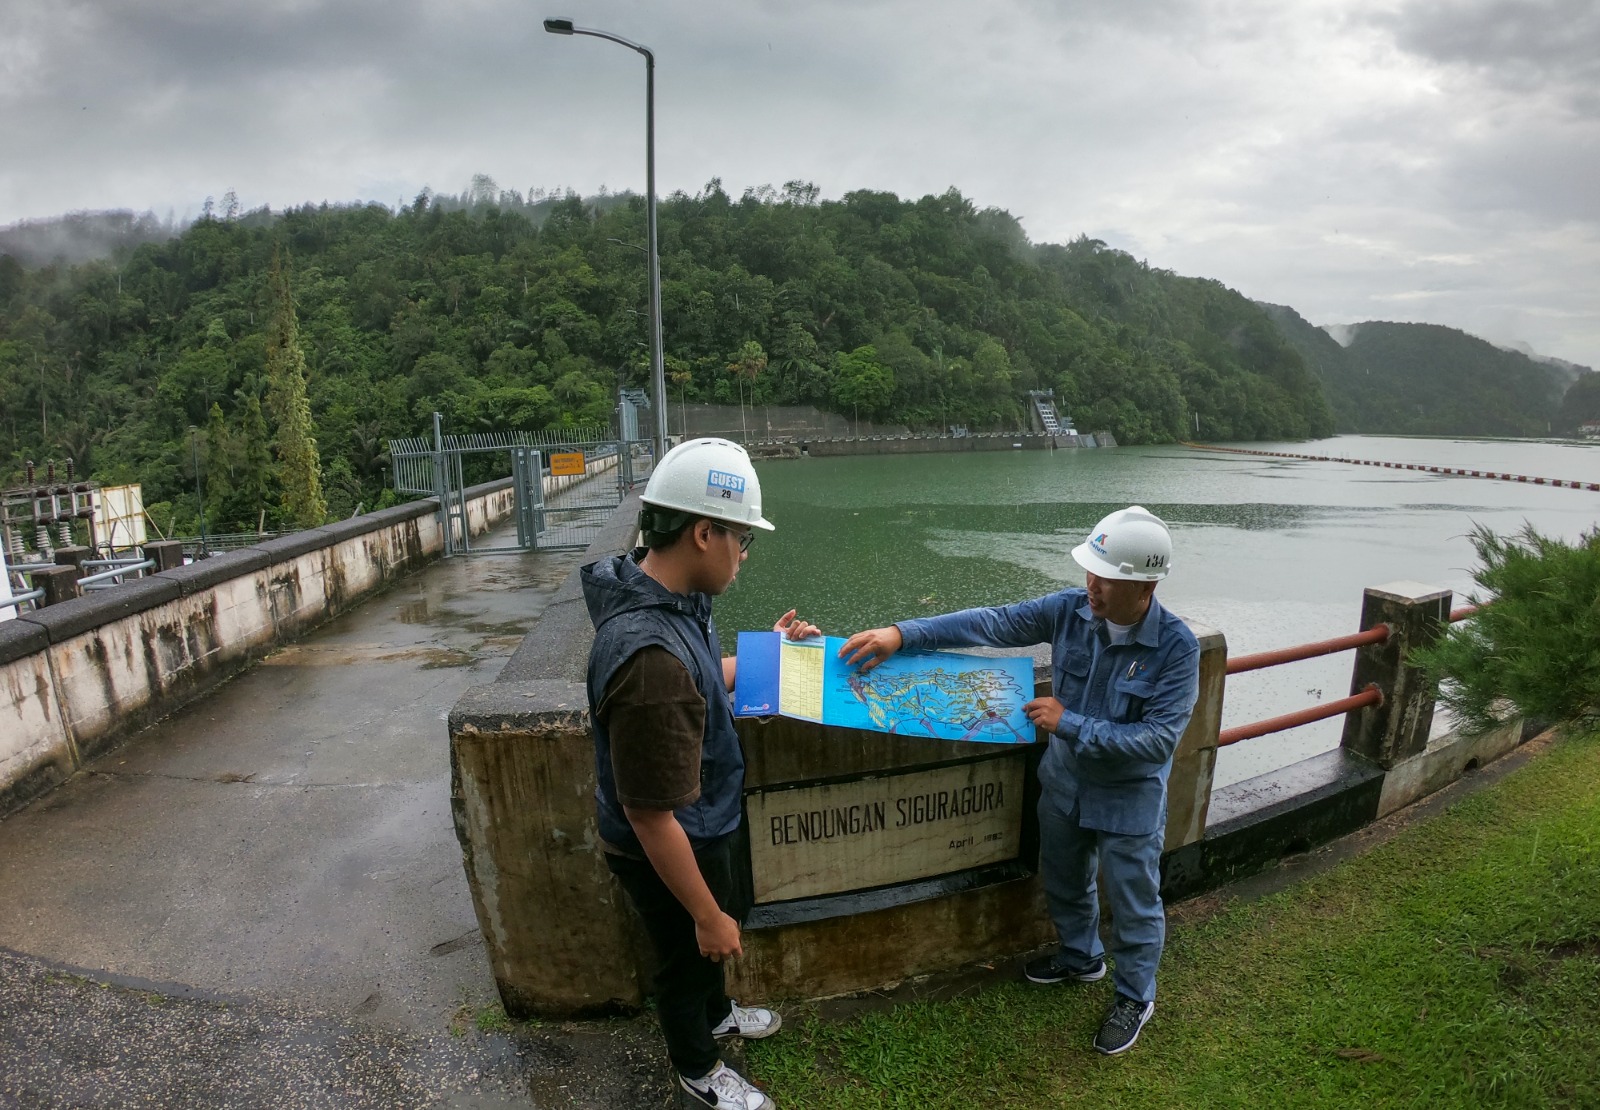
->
[0, 535, 678, 1108]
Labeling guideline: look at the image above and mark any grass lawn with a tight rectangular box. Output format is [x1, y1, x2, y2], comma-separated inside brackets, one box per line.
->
[746, 727, 1600, 1108]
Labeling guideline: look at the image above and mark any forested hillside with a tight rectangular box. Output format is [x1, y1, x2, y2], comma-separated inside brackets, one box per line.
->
[0, 182, 1332, 534]
[1555, 371, 1600, 433]
[1260, 303, 1575, 436]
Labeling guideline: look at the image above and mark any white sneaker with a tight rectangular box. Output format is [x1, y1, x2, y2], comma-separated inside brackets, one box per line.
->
[678, 1061, 774, 1109]
[711, 1001, 782, 1040]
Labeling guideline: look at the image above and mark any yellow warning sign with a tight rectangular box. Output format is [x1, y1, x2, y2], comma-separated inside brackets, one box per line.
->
[550, 452, 585, 477]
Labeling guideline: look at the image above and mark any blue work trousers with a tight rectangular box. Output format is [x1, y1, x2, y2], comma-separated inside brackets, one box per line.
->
[1037, 784, 1166, 1004]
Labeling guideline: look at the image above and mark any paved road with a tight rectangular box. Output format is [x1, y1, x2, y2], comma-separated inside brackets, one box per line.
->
[0, 536, 675, 1108]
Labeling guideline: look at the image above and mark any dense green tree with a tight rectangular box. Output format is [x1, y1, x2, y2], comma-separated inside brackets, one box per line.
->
[1414, 525, 1600, 732]
[1261, 303, 1573, 436]
[264, 249, 327, 529]
[1555, 370, 1600, 435]
[1, 181, 1356, 530]
[833, 345, 896, 422]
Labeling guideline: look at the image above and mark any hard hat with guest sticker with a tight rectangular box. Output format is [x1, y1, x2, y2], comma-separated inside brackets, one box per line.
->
[640, 437, 775, 531]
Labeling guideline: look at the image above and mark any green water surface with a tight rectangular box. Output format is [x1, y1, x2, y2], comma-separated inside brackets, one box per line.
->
[716, 436, 1600, 786]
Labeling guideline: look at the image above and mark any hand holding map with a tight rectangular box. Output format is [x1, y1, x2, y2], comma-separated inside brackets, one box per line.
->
[773, 609, 822, 641]
[836, 625, 904, 672]
[1023, 696, 1068, 734]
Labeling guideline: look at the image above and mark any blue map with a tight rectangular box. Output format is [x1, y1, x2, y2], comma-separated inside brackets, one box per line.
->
[735, 632, 1036, 744]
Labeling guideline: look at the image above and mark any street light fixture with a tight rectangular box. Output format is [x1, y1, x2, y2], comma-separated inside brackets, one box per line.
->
[544, 17, 669, 466]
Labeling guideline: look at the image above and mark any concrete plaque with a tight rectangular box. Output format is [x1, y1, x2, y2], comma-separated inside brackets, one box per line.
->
[550, 452, 585, 477]
[747, 755, 1025, 903]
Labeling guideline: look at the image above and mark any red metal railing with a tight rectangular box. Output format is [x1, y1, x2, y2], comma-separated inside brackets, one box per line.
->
[1226, 625, 1390, 675]
[1218, 684, 1383, 747]
[1218, 602, 1482, 746]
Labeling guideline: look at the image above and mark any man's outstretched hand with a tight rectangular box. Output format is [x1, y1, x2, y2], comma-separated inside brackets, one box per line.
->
[774, 609, 821, 640]
[838, 626, 903, 671]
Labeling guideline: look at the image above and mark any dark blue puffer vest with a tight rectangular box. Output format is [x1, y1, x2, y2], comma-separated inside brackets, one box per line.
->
[581, 551, 744, 854]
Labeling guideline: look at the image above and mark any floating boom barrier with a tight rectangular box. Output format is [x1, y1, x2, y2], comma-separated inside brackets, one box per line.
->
[1181, 442, 1599, 491]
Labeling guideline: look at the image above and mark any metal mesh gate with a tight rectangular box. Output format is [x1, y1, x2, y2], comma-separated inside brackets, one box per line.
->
[389, 416, 653, 555]
[527, 439, 655, 549]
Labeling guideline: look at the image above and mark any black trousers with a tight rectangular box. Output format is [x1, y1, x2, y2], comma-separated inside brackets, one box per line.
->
[606, 836, 738, 1079]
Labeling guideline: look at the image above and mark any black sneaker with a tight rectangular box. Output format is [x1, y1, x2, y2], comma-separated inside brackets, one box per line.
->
[1094, 994, 1154, 1055]
[1023, 953, 1108, 984]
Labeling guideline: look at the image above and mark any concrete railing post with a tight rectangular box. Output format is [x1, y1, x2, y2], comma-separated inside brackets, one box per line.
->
[1158, 622, 1225, 894]
[53, 545, 91, 580]
[1340, 581, 1451, 768]
[34, 565, 81, 605]
[1167, 621, 1225, 853]
[144, 540, 186, 572]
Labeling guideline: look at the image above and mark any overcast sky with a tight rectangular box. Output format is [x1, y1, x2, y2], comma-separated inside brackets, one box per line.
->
[4, 0, 1597, 368]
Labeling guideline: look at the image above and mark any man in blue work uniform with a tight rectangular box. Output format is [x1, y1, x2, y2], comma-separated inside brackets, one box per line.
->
[583, 438, 817, 1110]
[838, 506, 1199, 1056]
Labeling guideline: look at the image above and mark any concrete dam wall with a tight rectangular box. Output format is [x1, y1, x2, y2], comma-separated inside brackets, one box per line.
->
[0, 481, 517, 817]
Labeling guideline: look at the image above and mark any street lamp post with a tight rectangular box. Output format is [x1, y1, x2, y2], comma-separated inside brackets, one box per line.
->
[189, 425, 208, 556]
[544, 18, 669, 466]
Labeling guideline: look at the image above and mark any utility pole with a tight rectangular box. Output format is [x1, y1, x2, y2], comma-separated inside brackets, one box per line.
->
[545, 18, 668, 464]
[190, 426, 208, 555]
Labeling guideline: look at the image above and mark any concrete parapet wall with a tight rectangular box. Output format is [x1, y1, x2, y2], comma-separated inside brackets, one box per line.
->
[450, 494, 644, 1015]
[1377, 714, 1522, 818]
[450, 682, 643, 1016]
[729, 878, 1053, 1003]
[0, 480, 514, 817]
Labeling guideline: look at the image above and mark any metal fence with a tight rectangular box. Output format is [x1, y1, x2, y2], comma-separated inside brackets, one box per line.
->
[388, 418, 650, 555]
[77, 557, 155, 591]
[530, 440, 654, 550]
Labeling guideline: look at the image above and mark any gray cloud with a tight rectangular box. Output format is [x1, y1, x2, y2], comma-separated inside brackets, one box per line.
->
[1377, 0, 1600, 113]
[1, 0, 1596, 369]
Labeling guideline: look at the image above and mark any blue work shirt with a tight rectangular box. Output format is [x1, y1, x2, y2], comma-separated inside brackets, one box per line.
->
[896, 589, 1200, 836]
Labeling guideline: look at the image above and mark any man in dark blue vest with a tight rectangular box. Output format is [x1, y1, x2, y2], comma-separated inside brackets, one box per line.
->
[583, 437, 816, 1110]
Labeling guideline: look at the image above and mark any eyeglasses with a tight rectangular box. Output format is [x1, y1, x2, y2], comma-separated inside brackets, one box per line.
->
[711, 522, 755, 553]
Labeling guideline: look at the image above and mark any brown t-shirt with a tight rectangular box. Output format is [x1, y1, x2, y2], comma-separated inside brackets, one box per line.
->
[595, 646, 706, 811]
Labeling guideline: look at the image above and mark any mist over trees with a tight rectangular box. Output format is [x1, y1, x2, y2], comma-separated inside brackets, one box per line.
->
[1260, 303, 1580, 437]
[0, 179, 1334, 535]
[1555, 370, 1600, 434]
[0, 210, 184, 269]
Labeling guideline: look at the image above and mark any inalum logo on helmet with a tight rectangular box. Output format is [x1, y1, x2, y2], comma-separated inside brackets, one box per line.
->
[706, 469, 746, 502]
[1090, 532, 1109, 555]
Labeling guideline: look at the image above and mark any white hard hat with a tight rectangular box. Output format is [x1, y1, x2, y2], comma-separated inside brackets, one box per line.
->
[1071, 506, 1172, 581]
[640, 438, 775, 531]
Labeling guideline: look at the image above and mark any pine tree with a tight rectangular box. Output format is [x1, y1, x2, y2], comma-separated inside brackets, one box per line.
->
[264, 247, 326, 529]
[235, 392, 275, 532]
[201, 401, 234, 528]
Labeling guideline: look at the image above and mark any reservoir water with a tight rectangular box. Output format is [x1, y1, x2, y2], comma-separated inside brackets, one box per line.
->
[717, 435, 1600, 788]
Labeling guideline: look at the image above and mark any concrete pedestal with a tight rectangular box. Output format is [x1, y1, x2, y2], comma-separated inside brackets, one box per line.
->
[53, 546, 91, 579]
[34, 565, 80, 606]
[144, 540, 186, 572]
[1340, 581, 1451, 768]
